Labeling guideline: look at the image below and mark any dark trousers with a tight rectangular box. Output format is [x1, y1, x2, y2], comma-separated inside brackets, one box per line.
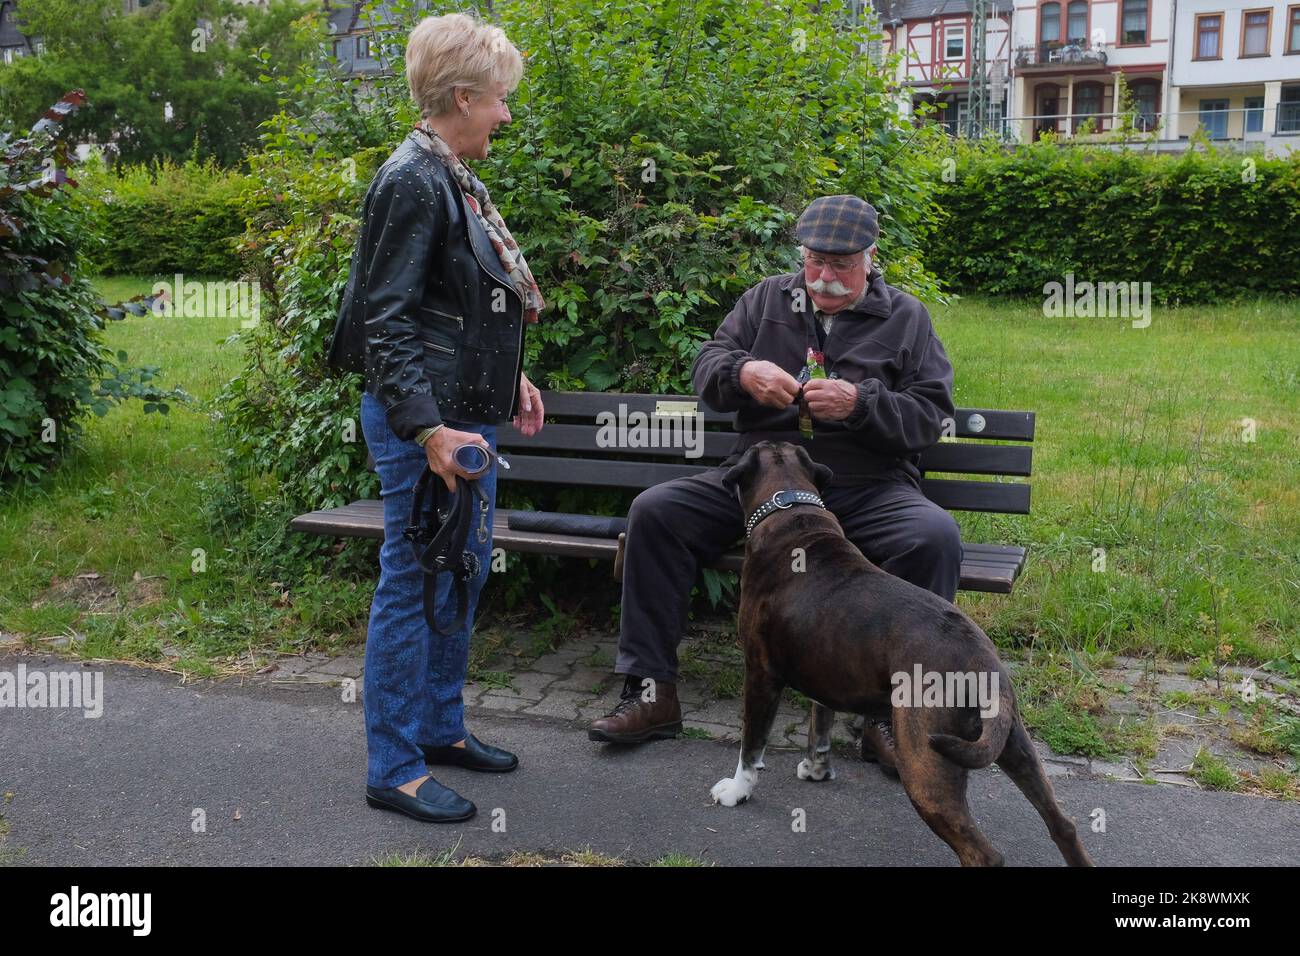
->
[616, 468, 963, 684]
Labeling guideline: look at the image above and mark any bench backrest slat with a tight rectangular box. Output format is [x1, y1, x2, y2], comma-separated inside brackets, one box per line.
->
[498, 455, 1030, 514]
[496, 423, 1032, 478]
[531, 392, 1035, 442]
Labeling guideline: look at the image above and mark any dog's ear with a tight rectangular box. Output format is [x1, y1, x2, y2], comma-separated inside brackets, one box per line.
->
[792, 445, 834, 494]
[721, 444, 761, 495]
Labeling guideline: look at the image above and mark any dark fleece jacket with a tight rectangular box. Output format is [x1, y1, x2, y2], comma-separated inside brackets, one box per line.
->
[690, 269, 955, 485]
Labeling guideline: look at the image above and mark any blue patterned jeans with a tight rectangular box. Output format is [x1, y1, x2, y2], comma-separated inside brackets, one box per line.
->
[359, 392, 498, 789]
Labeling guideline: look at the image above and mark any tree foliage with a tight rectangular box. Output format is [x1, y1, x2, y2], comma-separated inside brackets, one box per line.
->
[0, 0, 319, 167]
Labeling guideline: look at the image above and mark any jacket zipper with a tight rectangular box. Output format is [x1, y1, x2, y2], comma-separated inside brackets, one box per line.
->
[418, 330, 456, 355]
[421, 305, 464, 328]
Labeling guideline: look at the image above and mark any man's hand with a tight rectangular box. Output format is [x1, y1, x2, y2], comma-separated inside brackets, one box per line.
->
[424, 426, 490, 493]
[513, 372, 543, 437]
[802, 378, 859, 422]
[739, 360, 801, 409]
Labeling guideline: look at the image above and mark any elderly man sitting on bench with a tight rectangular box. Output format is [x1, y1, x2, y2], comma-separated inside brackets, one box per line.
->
[588, 194, 963, 771]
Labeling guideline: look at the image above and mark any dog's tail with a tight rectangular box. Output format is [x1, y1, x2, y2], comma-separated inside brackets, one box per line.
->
[926, 673, 1015, 770]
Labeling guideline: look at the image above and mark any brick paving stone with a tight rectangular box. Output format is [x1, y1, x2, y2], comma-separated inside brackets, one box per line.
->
[528, 653, 576, 675]
[508, 671, 558, 699]
[310, 656, 365, 678]
[1034, 741, 1088, 766]
[474, 693, 530, 713]
[1042, 761, 1078, 778]
[549, 667, 615, 693]
[576, 697, 620, 721]
[1154, 674, 1208, 696]
[522, 690, 593, 720]
[682, 699, 742, 728]
[265, 656, 318, 678]
[1089, 759, 1143, 781]
[682, 721, 740, 741]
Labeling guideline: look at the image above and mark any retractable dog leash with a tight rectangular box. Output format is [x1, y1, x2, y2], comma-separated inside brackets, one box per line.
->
[403, 445, 507, 636]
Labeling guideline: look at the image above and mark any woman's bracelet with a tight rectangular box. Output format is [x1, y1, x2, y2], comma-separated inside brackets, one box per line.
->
[415, 425, 444, 447]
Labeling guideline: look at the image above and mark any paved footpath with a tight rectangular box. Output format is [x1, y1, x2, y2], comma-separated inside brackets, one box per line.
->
[2, 652, 1297, 867]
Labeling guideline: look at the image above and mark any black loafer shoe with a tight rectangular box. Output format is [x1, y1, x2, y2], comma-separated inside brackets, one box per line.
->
[421, 733, 519, 773]
[365, 777, 476, 823]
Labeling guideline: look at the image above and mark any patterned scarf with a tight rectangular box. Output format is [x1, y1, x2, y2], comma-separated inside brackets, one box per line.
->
[414, 120, 546, 324]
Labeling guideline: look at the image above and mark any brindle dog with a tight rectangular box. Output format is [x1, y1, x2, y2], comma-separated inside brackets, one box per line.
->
[709, 441, 1092, 867]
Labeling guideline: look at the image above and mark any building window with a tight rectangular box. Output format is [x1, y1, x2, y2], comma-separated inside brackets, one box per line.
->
[1198, 99, 1229, 138]
[1241, 10, 1272, 57]
[1121, 0, 1148, 45]
[945, 24, 965, 60]
[331, 38, 342, 59]
[1288, 6, 1300, 54]
[1280, 86, 1300, 132]
[1073, 81, 1112, 131]
[1244, 96, 1265, 133]
[1195, 13, 1222, 59]
[1041, 2, 1061, 54]
[1067, 1, 1088, 43]
[1, 47, 13, 65]
[1130, 79, 1160, 130]
[356, 35, 370, 59]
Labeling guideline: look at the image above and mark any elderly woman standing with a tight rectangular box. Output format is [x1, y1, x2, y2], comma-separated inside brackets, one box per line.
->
[327, 13, 545, 822]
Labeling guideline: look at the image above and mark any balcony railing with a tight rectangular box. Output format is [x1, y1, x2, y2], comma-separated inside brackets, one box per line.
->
[1014, 41, 1110, 69]
[941, 107, 1300, 143]
[984, 107, 1299, 142]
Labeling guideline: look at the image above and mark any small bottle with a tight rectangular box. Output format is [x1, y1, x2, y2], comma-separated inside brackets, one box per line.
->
[798, 348, 827, 439]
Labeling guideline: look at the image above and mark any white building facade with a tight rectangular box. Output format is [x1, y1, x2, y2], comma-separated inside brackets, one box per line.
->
[875, 1, 1299, 151]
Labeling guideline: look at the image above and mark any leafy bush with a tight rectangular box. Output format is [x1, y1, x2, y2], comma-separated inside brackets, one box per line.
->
[76, 156, 249, 277]
[218, 0, 945, 546]
[925, 137, 1300, 302]
[1, 93, 187, 485]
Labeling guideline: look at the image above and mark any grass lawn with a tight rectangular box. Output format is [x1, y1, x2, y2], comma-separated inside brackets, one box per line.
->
[0, 276, 371, 678]
[932, 297, 1300, 676]
[2, 280, 1298, 690]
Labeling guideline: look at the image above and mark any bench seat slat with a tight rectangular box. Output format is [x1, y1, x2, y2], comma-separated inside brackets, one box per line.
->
[289, 505, 1024, 593]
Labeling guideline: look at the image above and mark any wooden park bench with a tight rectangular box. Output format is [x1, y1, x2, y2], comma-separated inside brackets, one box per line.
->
[291, 392, 1035, 594]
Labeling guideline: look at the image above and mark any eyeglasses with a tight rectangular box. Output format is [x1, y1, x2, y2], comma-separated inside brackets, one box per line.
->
[801, 253, 863, 273]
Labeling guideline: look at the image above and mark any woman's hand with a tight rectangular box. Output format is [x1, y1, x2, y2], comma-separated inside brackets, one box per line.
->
[513, 372, 544, 437]
[424, 426, 491, 493]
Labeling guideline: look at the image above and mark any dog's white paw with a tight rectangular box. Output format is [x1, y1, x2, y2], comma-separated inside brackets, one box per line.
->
[710, 776, 753, 807]
[796, 758, 836, 782]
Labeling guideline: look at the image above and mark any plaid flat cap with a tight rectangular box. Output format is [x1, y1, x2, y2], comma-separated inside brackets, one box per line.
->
[795, 195, 879, 254]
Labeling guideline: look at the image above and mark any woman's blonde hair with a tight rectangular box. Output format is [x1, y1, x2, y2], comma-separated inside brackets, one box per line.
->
[406, 13, 524, 119]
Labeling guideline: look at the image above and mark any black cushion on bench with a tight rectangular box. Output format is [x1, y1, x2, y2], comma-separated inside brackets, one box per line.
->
[507, 511, 628, 539]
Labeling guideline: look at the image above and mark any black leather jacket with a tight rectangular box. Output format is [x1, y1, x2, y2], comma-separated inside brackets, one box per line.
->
[327, 132, 526, 440]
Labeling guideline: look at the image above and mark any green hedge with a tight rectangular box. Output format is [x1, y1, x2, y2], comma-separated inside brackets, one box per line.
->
[78, 157, 248, 278]
[925, 140, 1300, 302]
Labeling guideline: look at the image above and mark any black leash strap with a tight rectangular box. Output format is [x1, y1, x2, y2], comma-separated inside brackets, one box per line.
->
[403, 468, 489, 637]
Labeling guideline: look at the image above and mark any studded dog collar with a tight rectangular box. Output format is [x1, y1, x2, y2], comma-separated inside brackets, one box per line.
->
[744, 489, 826, 538]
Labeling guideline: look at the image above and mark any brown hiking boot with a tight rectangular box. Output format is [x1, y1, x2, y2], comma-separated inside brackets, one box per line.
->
[860, 718, 899, 777]
[588, 675, 683, 743]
